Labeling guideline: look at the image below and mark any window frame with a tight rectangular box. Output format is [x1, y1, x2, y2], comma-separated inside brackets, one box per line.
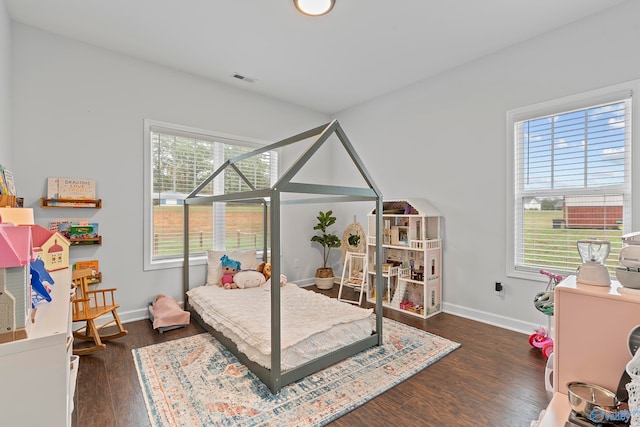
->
[506, 81, 639, 281]
[143, 119, 276, 271]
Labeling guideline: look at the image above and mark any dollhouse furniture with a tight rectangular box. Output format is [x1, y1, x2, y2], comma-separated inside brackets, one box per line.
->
[366, 198, 442, 319]
[183, 120, 384, 394]
[71, 268, 127, 355]
[338, 251, 368, 305]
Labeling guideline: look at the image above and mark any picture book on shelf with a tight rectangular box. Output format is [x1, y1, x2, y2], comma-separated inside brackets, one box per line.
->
[69, 224, 99, 240]
[0, 164, 9, 195]
[47, 177, 97, 206]
[49, 219, 96, 240]
[2, 167, 15, 195]
[74, 260, 99, 272]
[74, 260, 100, 283]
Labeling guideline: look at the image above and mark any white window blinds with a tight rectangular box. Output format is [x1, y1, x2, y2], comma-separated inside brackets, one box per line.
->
[149, 125, 277, 262]
[513, 94, 632, 276]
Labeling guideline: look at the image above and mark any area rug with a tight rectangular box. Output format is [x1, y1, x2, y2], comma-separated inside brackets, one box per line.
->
[132, 317, 460, 427]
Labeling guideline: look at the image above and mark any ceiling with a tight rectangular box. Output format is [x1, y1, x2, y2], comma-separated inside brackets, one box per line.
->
[5, 0, 628, 114]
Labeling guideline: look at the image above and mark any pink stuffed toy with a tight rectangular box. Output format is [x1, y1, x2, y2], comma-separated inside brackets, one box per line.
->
[218, 255, 242, 289]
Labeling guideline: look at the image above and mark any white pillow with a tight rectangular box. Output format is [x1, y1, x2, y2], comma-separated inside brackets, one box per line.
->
[206, 249, 258, 286]
[233, 270, 266, 289]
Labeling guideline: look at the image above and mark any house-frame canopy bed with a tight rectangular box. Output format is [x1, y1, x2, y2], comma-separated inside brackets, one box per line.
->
[183, 120, 385, 393]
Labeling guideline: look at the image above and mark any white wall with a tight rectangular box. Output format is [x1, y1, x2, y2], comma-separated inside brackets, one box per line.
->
[0, 0, 11, 165]
[11, 24, 329, 321]
[11, 1, 640, 333]
[334, 0, 640, 332]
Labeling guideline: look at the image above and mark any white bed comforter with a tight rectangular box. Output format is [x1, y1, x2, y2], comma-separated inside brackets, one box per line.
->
[187, 283, 373, 369]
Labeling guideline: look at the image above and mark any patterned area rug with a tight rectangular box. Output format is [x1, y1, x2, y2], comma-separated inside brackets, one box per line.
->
[133, 318, 460, 427]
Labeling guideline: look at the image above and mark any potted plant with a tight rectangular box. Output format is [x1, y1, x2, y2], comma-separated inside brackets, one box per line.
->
[311, 210, 341, 289]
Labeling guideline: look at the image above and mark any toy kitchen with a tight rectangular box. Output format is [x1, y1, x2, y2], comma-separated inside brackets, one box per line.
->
[536, 233, 640, 427]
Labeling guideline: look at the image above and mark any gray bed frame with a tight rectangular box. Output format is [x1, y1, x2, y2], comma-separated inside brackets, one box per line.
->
[182, 120, 384, 394]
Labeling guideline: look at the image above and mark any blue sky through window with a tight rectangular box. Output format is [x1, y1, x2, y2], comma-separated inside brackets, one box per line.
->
[522, 101, 626, 191]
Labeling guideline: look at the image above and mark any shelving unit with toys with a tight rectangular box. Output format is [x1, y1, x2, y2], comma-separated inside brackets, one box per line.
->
[366, 198, 442, 319]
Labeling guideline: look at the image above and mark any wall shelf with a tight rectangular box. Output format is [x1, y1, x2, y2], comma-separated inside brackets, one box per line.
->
[40, 198, 102, 208]
[70, 236, 102, 246]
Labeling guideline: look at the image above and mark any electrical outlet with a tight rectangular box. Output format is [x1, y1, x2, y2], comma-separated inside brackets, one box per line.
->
[294, 258, 301, 268]
[495, 282, 504, 296]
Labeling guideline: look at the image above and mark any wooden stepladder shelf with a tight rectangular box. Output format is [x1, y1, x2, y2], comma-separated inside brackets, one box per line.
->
[40, 197, 102, 208]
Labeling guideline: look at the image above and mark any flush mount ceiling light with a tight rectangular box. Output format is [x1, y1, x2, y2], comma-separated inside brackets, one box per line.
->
[294, 0, 335, 16]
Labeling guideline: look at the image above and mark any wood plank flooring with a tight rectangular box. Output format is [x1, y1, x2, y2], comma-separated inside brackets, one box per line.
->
[72, 286, 549, 427]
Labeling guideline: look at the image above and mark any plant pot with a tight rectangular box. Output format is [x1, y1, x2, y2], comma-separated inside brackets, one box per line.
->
[315, 267, 335, 290]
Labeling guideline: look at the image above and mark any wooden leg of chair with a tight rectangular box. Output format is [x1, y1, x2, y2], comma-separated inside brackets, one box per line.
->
[73, 319, 106, 355]
[100, 309, 128, 340]
[72, 323, 92, 341]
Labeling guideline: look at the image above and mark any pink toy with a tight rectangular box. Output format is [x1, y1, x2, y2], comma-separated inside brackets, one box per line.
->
[218, 255, 241, 289]
[528, 269, 563, 359]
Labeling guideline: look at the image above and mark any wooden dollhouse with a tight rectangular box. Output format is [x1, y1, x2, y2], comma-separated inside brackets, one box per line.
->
[366, 198, 442, 319]
[30, 224, 70, 271]
[0, 221, 34, 342]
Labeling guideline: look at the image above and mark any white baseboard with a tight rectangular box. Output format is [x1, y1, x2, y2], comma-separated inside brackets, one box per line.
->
[110, 296, 544, 338]
[73, 306, 157, 329]
[119, 307, 151, 324]
[442, 302, 544, 336]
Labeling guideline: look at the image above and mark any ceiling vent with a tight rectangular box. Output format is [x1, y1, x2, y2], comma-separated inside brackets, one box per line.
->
[232, 73, 256, 83]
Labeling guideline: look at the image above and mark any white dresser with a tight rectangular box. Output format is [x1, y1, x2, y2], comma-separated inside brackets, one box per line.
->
[0, 268, 75, 427]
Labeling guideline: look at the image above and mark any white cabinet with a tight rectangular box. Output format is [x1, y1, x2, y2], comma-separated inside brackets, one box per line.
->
[366, 199, 442, 319]
[0, 268, 74, 427]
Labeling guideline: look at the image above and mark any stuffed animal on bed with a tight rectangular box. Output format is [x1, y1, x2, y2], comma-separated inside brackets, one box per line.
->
[258, 262, 288, 290]
[218, 255, 242, 289]
[257, 262, 271, 280]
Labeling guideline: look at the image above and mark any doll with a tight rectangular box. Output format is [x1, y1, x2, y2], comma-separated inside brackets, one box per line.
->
[218, 255, 242, 289]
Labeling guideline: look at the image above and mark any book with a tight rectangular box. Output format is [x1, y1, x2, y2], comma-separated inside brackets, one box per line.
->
[0, 165, 9, 195]
[74, 260, 99, 272]
[3, 168, 16, 196]
[49, 218, 90, 238]
[74, 260, 101, 284]
[70, 224, 99, 240]
[47, 177, 97, 206]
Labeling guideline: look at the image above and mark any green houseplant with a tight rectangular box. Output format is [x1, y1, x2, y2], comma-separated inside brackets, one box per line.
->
[311, 210, 341, 289]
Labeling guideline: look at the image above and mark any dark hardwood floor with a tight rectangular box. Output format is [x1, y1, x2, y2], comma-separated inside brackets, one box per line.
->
[72, 286, 549, 427]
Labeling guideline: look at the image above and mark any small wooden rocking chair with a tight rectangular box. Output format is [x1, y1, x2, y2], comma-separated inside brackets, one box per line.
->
[71, 268, 128, 355]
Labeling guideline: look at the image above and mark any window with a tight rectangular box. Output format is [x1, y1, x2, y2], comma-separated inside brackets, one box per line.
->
[143, 120, 278, 270]
[507, 85, 635, 278]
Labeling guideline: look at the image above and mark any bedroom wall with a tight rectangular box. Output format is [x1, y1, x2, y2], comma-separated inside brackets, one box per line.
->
[0, 0, 11, 165]
[333, 0, 640, 333]
[10, 23, 330, 321]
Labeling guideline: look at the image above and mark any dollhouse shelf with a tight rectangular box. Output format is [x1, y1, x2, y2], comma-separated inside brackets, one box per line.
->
[40, 197, 102, 208]
[70, 236, 102, 246]
[366, 198, 442, 319]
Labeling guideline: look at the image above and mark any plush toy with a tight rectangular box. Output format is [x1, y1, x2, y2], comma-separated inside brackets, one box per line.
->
[218, 255, 242, 289]
[257, 262, 272, 280]
[258, 262, 287, 290]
